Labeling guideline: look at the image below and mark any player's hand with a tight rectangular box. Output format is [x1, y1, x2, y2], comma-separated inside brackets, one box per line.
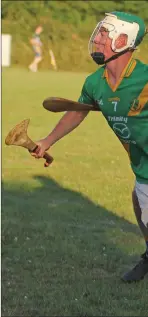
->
[31, 137, 51, 159]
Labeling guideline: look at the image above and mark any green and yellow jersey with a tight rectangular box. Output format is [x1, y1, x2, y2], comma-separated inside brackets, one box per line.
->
[78, 57, 148, 184]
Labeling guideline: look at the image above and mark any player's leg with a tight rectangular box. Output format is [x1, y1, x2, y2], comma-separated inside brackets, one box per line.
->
[29, 53, 42, 72]
[122, 182, 148, 282]
[34, 55, 42, 70]
[29, 56, 37, 72]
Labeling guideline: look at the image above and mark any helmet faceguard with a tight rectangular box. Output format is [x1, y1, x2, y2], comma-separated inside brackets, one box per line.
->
[89, 13, 140, 65]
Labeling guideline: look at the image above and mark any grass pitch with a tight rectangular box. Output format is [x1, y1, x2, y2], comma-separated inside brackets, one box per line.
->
[2, 67, 148, 316]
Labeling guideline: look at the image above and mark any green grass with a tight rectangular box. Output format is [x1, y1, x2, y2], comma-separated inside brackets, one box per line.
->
[2, 67, 148, 316]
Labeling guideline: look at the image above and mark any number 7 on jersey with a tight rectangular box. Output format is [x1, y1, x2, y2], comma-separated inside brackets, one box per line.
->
[112, 101, 118, 112]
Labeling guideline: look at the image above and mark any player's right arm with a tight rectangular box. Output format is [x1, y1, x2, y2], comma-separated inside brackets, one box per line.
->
[32, 110, 89, 158]
[32, 78, 94, 159]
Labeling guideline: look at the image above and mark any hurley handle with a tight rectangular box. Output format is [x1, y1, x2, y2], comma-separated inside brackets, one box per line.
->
[32, 145, 54, 167]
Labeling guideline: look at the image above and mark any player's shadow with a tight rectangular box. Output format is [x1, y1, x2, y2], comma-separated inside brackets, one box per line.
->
[1, 175, 145, 315]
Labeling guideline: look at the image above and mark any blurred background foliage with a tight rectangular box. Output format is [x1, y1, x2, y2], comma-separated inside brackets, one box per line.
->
[2, 0, 148, 72]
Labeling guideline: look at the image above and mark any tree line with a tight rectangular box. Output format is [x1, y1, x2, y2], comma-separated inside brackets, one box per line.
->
[2, 1, 148, 71]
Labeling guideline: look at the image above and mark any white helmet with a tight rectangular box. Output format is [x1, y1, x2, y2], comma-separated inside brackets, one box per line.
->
[89, 11, 146, 64]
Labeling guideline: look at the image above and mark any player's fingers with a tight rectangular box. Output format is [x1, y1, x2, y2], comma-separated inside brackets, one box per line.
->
[34, 145, 41, 154]
[30, 146, 45, 159]
[31, 153, 39, 159]
[30, 145, 41, 157]
[35, 149, 45, 159]
[30, 152, 37, 157]
[30, 151, 41, 159]
[36, 148, 45, 158]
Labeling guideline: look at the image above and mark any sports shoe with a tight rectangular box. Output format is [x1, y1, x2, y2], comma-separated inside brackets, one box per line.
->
[28, 65, 37, 72]
[122, 252, 148, 283]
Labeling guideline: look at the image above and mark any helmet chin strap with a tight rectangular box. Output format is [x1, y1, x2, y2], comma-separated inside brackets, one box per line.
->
[91, 47, 132, 65]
